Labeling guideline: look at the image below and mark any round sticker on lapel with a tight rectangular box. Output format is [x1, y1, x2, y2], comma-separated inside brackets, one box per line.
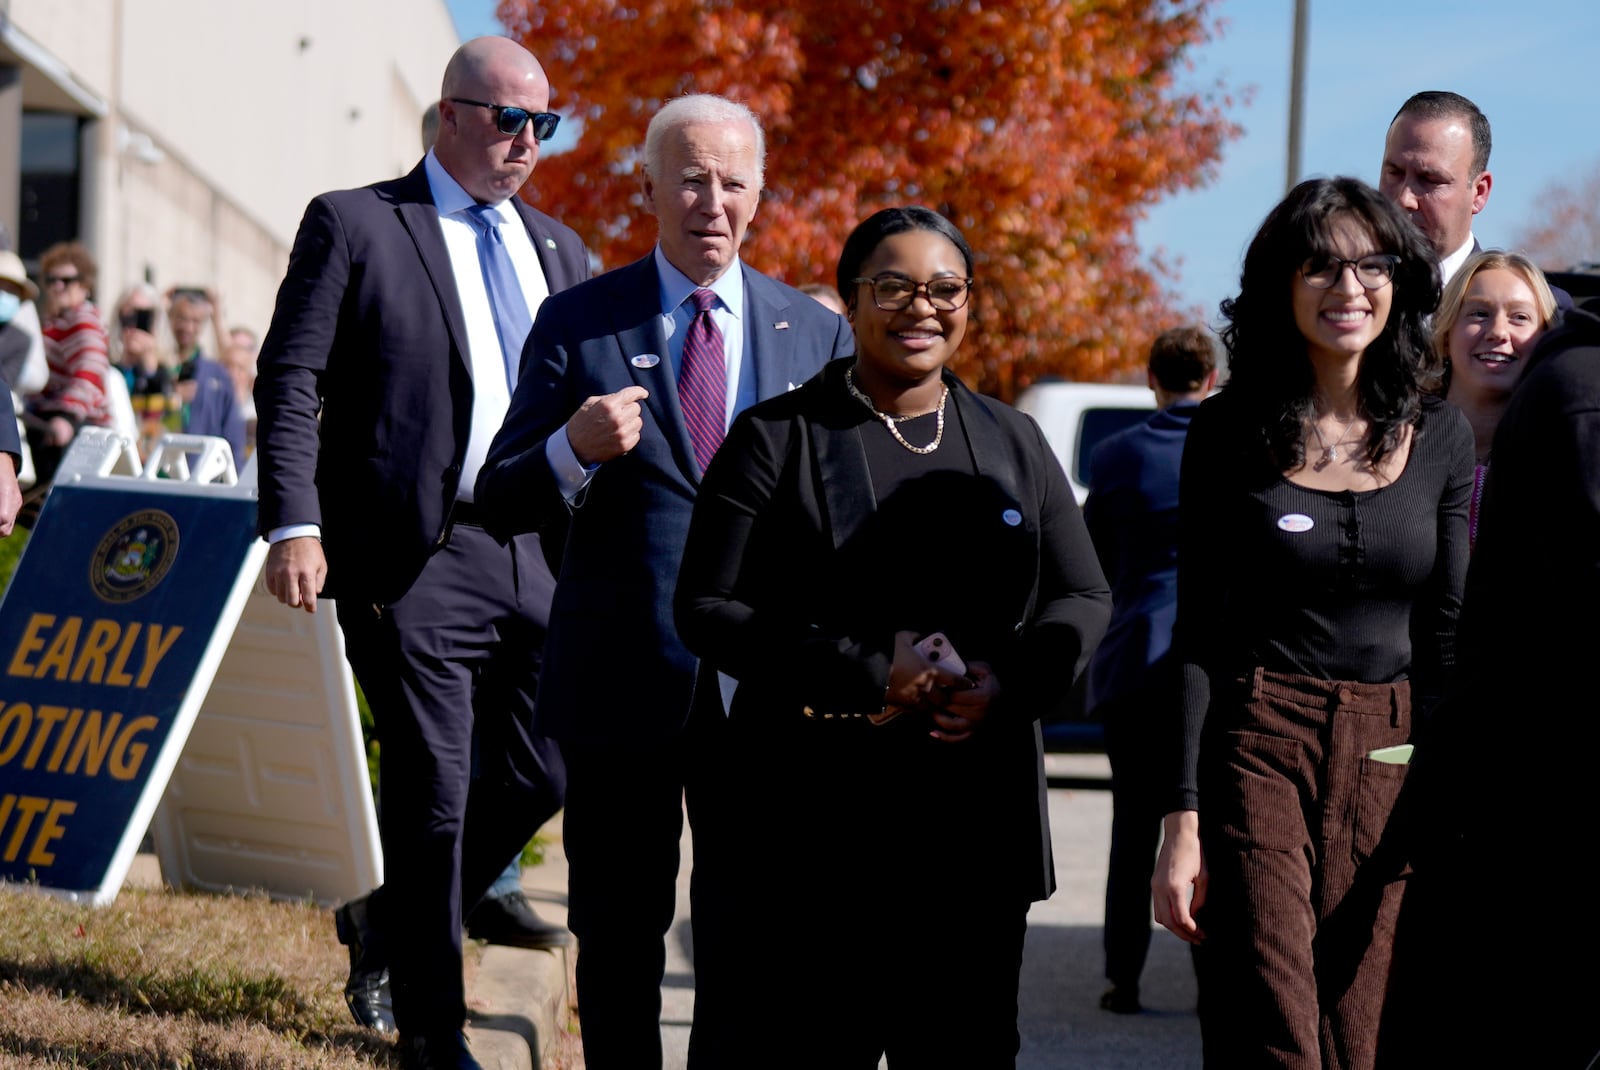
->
[1277, 513, 1314, 533]
[1002, 509, 1023, 527]
[631, 353, 661, 369]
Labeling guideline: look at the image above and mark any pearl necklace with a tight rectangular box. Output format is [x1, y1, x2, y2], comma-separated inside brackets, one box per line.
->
[846, 367, 948, 455]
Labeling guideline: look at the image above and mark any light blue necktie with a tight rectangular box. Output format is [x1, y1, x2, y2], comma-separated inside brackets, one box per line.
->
[465, 203, 533, 389]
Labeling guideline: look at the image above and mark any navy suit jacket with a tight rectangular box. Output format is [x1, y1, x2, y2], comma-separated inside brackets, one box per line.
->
[476, 254, 852, 743]
[1082, 401, 1198, 711]
[254, 161, 591, 604]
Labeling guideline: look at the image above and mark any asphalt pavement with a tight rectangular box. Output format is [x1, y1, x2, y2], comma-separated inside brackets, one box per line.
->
[473, 751, 1203, 1070]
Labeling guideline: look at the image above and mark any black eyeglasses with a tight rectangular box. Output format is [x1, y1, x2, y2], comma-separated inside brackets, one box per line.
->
[44, 274, 81, 288]
[853, 274, 974, 312]
[1300, 253, 1400, 291]
[449, 97, 561, 141]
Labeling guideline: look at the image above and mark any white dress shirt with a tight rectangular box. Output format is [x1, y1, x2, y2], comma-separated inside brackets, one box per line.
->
[268, 152, 553, 542]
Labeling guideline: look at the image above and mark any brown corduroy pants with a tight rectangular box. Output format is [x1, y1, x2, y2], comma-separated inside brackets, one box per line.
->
[1195, 668, 1413, 1070]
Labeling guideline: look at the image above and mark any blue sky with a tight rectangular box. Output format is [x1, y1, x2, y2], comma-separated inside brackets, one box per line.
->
[446, 0, 1599, 325]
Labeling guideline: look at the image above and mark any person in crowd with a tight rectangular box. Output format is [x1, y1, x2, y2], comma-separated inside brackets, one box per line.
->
[474, 94, 850, 1069]
[227, 324, 259, 355]
[1084, 324, 1218, 1016]
[1379, 92, 1571, 308]
[1151, 177, 1473, 1070]
[218, 343, 258, 455]
[0, 249, 48, 397]
[167, 288, 246, 461]
[113, 284, 178, 459]
[254, 35, 588, 1070]
[0, 365, 21, 536]
[1381, 304, 1600, 1069]
[29, 241, 112, 487]
[798, 280, 847, 315]
[674, 205, 1110, 1066]
[1429, 250, 1556, 547]
[1378, 92, 1492, 288]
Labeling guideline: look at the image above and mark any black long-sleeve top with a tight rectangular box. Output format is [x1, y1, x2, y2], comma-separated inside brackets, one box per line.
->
[1170, 390, 1474, 813]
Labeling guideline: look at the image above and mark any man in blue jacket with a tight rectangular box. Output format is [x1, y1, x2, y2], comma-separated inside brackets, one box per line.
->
[1084, 325, 1218, 1015]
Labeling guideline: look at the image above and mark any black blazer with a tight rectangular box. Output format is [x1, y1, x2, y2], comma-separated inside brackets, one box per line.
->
[476, 255, 852, 743]
[253, 161, 590, 603]
[674, 358, 1112, 899]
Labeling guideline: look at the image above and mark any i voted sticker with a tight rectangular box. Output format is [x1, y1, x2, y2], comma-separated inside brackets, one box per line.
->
[1277, 513, 1315, 533]
[1002, 509, 1023, 527]
[631, 353, 661, 369]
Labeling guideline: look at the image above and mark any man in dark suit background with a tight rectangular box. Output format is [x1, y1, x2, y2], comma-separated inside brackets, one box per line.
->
[1083, 325, 1217, 1016]
[475, 94, 851, 1069]
[253, 36, 589, 1070]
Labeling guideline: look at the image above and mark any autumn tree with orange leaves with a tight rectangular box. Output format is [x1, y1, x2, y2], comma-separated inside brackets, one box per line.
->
[502, 0, 1238, 396]
[1515, 161, 1600, 273]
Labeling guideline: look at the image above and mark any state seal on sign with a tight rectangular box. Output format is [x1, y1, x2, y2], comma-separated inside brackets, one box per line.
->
[90, 510, 180, 604]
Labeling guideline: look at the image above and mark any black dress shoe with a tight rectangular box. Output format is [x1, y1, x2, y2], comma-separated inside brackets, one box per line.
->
[398, 1031, 483, 1070]
[1099, 982, 1143, 1015]
[464, 889, 573, 949]
[333, 894, 396, 1034]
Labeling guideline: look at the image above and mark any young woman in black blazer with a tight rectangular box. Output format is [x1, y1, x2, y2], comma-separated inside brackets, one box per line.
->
[675, 206, 1110, 1068]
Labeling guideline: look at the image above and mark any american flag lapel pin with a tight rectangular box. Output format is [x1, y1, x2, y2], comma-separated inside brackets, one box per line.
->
[774, 321, 790, 330]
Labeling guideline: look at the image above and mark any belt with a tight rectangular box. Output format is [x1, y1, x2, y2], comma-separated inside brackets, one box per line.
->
[451, 499, 486, 527]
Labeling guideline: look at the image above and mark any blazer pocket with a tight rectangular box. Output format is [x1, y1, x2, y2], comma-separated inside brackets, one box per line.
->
[1209, 732, 1305, 852]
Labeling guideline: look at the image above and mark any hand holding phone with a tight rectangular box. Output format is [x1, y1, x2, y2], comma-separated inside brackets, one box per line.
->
[914, 631, 968, 678]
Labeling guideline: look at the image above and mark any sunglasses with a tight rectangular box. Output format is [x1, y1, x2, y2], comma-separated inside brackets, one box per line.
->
[44, 274, 81, 288]
[449, 97, 560, 141]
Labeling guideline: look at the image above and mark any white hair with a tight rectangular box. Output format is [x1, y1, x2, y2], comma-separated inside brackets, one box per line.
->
[643, 95, 765, 188]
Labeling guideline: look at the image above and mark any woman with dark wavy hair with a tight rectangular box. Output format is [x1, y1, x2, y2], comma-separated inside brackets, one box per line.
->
[1151, 177, 1473, 1069]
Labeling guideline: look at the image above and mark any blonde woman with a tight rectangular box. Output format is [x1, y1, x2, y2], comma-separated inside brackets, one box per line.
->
[1430, 250, 1557, 547]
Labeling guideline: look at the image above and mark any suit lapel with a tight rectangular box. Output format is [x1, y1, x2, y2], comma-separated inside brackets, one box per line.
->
[392, 165, 471, 370]
[513, 200, 572, 292]
[611, 258, 699, 481]
[744, 268, 800, 402]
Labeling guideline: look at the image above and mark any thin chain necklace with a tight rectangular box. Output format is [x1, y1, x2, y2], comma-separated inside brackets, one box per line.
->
[1309, 409, 1361, 470]
[846, 367, 949, 454]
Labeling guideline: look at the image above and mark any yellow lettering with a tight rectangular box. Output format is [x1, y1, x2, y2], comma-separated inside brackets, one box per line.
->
[70, 620, 121, 684]
[44, 709, 84, 772]
[25, 799, 76, 867]
[3, 794, 47, 862]
[105, 623, 141, 688]
[0, 702, 29, 765]
[34, 617, 81, 681]
[135, 626, 182, 690]
[108, 716, 158, 780]
[65, 711, 121, 776]
[21, 705, 68, 769]
[7, 614, 54, 677]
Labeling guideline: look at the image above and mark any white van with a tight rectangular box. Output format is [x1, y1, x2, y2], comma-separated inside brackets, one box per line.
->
[1013, 381, 1156, 502]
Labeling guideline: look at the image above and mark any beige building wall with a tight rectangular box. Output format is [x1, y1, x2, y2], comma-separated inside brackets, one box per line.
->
[7, 0, 459, 338]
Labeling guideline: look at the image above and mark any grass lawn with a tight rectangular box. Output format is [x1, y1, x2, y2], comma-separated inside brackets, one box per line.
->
[0, 881, 400, 1069]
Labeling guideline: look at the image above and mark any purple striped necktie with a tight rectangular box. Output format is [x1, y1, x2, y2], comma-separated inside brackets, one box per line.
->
[679, 288, 726, 473]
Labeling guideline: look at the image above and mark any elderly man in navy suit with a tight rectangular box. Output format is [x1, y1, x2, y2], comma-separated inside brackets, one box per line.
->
[476, 94, 851, 1069]
[1083, 325, 1218, 1016]
[254, 36, 589, 1070]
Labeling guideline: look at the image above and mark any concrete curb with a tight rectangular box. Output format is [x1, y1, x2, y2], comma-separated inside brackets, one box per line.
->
[465, 814, 573, 1070]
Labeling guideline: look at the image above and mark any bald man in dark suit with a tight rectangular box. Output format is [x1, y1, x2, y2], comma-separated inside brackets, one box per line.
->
[253, 36, 588, 1070]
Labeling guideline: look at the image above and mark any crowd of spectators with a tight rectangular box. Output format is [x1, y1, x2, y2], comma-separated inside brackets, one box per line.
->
[0, 230, 260, 520]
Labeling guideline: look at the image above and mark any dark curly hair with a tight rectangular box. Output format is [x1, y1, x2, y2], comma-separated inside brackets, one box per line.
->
[1219, 176, 1440, 469]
